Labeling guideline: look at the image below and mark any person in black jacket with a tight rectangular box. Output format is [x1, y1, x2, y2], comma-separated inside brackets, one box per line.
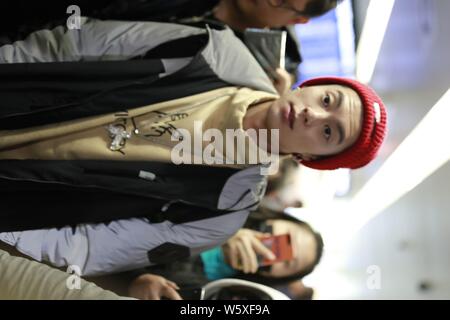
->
[0, 0, 342, 84]
[0, 19, 386, 277]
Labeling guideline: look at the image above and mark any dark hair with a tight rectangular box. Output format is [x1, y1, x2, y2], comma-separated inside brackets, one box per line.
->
[302, 0, 343, 18]
[239, 212, 324, 287]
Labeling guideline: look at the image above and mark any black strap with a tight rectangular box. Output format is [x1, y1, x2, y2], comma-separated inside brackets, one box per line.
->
[147, 200, 257, 225]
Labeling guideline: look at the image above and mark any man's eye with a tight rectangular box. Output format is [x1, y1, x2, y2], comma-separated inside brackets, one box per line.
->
[324, 125, 332, 141]
[322, 94, 331, 107]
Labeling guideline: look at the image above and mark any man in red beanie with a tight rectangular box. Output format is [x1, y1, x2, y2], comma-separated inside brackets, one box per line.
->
[244, 76, 388, 170]
[0, 19, 387, 277]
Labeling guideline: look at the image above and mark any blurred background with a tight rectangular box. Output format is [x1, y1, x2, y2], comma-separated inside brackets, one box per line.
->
[286, 0, 450, 299]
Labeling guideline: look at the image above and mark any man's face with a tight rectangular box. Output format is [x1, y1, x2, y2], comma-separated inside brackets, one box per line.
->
[265, 84, 363, 160]
[234, 0, 312, 28]
[262, 219, 317, 278]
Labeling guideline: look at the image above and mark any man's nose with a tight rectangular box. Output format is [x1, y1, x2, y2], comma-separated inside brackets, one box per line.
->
[302, 107, 327, 126]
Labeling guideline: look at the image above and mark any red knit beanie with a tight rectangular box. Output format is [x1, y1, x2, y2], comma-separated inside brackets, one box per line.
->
[298, 77, 388, 170]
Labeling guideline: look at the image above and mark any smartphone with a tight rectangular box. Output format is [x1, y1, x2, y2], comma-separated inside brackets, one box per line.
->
[243, 28, 287, 79]
[177, 287, 205, 300]
[161, 287, 204, 300]
[258, 233, 293, 266]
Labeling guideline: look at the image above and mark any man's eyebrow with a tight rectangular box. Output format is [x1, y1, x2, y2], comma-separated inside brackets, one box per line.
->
[336, 90, 344, 110]
[336, 121, 345, 145]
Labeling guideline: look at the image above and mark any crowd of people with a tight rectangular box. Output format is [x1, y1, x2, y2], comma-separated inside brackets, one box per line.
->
[0, 0, 387, 300]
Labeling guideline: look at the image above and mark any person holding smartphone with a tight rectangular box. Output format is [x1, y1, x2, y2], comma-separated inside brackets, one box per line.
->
[216, 217, 323, 278]
[124, 215, 323, 299]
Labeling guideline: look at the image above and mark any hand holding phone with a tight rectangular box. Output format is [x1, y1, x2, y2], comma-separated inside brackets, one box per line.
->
[223, 229, 277, 274]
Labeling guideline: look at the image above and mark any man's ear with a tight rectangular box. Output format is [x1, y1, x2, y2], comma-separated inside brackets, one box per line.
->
[292, 16, 310, 24]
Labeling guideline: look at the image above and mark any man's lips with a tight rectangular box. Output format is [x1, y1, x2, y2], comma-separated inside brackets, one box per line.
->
[282, 103, 296, 130]
[289, 103, 296, 130]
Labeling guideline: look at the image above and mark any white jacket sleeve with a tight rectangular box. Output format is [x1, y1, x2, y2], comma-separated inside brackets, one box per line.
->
[0, 210, 248, 277]
[0, 18, 205, 63]
[0, 249, 132, 300]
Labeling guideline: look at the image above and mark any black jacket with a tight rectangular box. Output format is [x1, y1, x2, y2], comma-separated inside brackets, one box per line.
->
[0, 20, 274, 232]
[0, 0, 302, 75]
[0, 20, 277, 275]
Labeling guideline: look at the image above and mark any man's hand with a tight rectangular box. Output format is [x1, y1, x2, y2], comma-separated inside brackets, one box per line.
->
[128, 274, 182, 300]
[272, 68, 294, 95]
[223, 229, 276, 274]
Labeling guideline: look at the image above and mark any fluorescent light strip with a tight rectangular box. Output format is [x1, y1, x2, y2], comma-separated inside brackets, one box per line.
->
[346, 88, 450, 234]
[308, 88, 450, 251]
[304, 89, 450, 298]
[356, 0, 396, 83]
